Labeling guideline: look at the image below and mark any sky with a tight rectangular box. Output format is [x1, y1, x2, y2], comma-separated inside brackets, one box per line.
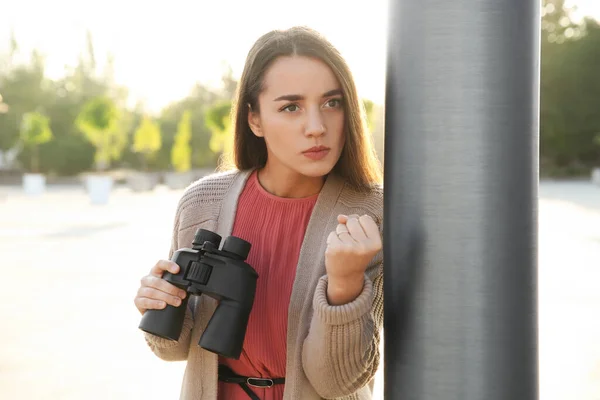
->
[0, 0, 598, 113]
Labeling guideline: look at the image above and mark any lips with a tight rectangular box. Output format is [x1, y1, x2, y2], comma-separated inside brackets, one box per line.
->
[302, 146, 330, 161]
[302, 145, 330, 154]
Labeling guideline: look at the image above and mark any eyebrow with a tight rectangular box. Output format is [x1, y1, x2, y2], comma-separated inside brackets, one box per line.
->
[273, 89, 343, 102]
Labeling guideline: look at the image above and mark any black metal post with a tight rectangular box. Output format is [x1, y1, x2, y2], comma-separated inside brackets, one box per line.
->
[383, 1, 541, 399]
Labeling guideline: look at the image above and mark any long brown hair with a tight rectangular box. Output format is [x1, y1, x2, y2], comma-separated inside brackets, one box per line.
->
[222, 26, 382, 191]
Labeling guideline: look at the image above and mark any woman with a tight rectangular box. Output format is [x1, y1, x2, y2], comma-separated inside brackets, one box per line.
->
[134, 26, 384, 400]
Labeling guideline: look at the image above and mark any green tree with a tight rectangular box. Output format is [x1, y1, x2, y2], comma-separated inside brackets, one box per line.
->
[132, 116, 162, 171]
[541, 0, 584, 43]
[0, 31, 129, 175]
[154, 84, 223, 170]
[539, 0, 600, 175]
[171, 110, 192, 172]
[19, 111, 53, 173]
[362, 98, 375, 132]
[205, 101, 233, 159]
[48, 33, 128, 175]
[0, 49, 50, 153]
[75, 96, 121, 171]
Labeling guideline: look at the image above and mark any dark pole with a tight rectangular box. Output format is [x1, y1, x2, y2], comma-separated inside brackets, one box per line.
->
[383, 0, 540, 399]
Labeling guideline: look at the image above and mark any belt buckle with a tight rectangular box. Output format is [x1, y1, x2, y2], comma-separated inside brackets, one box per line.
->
[247, 377, 274, 388]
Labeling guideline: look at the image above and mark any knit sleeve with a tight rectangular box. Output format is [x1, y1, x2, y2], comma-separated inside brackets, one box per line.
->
[142, 195, 194, 361]
[301, 263, 384, 398]
[142, 170, 239, 361]
[143, 306, 195, 361]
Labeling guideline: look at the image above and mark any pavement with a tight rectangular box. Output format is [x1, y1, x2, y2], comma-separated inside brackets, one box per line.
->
[0, 180, 599, 399]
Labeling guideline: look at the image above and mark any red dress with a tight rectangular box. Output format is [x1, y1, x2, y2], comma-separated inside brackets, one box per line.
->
[217, 170, 319, 400]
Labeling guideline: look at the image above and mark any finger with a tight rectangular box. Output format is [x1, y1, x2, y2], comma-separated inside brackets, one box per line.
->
[358, 215, 381, 240]
[326, 231, 344, 248]
[150, 260, 179, 277]
[326, 230, 336, 245]
[345, 215, 368, 241]
[141, 275, 187, 299]
[134, 296, 167, 314]
[340, 214, 360, 229]
[335, 223, 350, 235]
[335, 223, 356, 243]
[137, 286, 184, 307]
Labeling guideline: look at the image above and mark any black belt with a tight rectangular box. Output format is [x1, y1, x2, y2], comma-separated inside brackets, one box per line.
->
[218, 364, 285, 400]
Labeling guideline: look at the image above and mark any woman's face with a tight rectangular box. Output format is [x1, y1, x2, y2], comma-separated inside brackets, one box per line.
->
[249, 55, 345, 179]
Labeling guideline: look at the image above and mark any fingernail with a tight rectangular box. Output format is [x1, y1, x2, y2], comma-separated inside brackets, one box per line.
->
[180, 290, 187, 299]
[170, 265, 179, 273]
[174, 298, 181, 306]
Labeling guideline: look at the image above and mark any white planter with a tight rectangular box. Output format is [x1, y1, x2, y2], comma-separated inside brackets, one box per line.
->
[86, 175, 113, 205]
[592, 168, 600, 186]
[164, 171, 194, 190]
[127, 172, 159, 192]
[23, 173, 46, 196]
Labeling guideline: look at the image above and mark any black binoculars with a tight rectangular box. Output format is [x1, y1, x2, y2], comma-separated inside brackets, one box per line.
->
[138, 228, 258, 359]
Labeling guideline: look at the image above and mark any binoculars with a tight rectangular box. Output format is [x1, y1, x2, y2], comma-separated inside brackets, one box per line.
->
[139, 228, 258, 359]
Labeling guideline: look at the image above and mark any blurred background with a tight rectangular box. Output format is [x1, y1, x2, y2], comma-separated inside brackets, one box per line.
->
[1, 0, 599, 399]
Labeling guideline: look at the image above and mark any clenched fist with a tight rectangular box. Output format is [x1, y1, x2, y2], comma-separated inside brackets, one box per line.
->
[325, 214, 382, 305]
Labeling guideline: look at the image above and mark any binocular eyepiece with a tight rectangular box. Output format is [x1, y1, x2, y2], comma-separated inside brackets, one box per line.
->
[138, 228, 258, 359]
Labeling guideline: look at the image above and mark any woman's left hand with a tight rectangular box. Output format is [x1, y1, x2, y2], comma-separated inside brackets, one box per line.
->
[325, 214, 382, 305]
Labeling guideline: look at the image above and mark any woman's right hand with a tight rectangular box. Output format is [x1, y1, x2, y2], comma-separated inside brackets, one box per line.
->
[134, 260, 188, 315]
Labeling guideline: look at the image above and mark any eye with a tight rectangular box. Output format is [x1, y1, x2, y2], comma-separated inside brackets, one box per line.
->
[282, 104, 300, 112]
[324, 98, 342, 108]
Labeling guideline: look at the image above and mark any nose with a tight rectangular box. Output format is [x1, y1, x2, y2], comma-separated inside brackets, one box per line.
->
[305, 107, 325, 137]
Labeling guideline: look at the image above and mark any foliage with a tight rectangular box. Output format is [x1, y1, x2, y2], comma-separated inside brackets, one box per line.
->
[540, 0, 600, 175]
[2, 12, 600, 178]
[75, 96, 122, 170]
[132, 116, 162, 171]
[19, 111, 53, 173]
[171, 110, 192, 172]
[20, 111, 53, 145]
[0, 50, 49, 153]
[205, 101, 233, 157]
[363, 98, 375, 132]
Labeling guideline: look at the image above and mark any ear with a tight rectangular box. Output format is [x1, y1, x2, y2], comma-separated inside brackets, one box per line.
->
[247, 104, 264, 138]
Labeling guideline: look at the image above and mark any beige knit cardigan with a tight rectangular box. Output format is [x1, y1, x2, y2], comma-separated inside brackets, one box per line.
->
[144, 168, 384, 399]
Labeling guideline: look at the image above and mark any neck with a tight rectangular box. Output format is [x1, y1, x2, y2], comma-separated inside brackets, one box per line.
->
[257, 165, 325, 198]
